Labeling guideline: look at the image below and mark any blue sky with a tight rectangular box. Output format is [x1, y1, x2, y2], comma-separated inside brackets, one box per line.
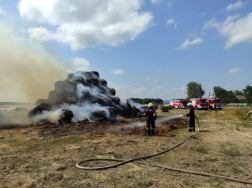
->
[0, 0, 251, 102]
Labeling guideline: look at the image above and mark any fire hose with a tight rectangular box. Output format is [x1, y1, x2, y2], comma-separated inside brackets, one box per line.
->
[76, 116, 252, 185]
[224, 121, 252, 138]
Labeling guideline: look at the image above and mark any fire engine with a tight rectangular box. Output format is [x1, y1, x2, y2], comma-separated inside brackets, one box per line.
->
[208, 98, 223, 110]
[190, 98, 208, 110]
[170, 99, 188, 109]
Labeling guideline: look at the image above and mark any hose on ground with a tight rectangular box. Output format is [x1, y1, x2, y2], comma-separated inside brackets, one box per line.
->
[76, 116, 252, 185]
[76, 116, 200, 170]
[226, 121, 252, 138]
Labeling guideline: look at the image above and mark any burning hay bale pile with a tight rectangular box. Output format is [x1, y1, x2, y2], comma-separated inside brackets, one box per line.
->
[28, 71, 142, 124]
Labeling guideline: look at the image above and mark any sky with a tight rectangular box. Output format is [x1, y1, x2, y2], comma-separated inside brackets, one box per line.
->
[0, 0, 251, 102]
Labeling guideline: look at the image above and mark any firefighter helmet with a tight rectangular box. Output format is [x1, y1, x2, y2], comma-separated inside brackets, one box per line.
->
[187, 103, 193, 106]
[148, 102, 154, 107]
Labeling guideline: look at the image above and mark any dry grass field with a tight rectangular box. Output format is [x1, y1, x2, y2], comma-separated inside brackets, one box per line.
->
[0, 106, 252, 188]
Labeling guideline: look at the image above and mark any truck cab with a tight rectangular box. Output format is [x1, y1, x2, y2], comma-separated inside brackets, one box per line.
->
[170, 99, 188, 109]
[190, 98, 208, 110]
[208, 98, 223, 110]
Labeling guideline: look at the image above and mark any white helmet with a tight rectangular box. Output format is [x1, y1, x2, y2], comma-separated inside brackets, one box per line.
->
[187, 103, 193, 107]
[148, 102, 154, 107]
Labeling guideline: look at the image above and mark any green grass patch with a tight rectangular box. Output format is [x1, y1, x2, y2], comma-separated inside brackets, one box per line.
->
[221, 147, 241, 157]
[192, 145, 207, 153]
[235, 125, 240, 131]
[70, 137, 82, 143]
[136, 180, 153, 187]
[3, 138, 29, 147]
[198, 112, 206, 118]
[210, 180, 223, 187]
[111, 151, 122, 158]
[235, 110, 250, 120]
[242, 122, 252, 128]
[231, 165, 242, 173]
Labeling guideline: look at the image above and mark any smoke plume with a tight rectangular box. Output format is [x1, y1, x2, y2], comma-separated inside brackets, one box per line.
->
[0, 23, 68, 103]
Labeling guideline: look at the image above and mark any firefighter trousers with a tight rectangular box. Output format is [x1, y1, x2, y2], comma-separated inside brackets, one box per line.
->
[146, 120, 155, 130]
[189, 116, 195, 132]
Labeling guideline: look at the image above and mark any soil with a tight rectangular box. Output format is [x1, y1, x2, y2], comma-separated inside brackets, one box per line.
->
[0, 117, 188, 138]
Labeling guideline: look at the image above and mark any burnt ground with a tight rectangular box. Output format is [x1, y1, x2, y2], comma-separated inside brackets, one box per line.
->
[0, 116, 188, 138]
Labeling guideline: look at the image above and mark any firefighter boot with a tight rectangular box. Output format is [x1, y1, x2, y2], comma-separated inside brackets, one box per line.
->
[146, 128, 151, 136]
[151, 129, 155, 135]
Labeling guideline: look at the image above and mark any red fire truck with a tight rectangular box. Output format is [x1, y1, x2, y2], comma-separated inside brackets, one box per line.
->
[170, 99, 188, 109]
[190, 98, 208, 110]
[208, 98, 223, 110]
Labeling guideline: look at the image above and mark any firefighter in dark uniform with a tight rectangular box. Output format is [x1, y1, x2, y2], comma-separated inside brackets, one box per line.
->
[58, 109, 74, 125]
[144, 103, 157, 135]
[183, 103, 195, 132]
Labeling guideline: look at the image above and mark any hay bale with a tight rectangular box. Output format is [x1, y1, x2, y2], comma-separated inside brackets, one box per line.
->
[153, 105, 158, 110]
[90, 109, 107, 121]
[91, 98, 105, 105]
[35, 99, 48, 106]
[91, 78, 99, 86]
[159, 105, 169, 112]
[162, 107, 169, 112]
[91, 71, 100, 77]
[85, 71, 97, 79]
[137, 112, 143, 118]
[108, 96, 120, 104]
[107, 107, 117, 120]
[120, 106, 131, 117]
[98, 79, 107, 85]
[109, 88, 116, 96]
[58, 109, 74, 124]
[64, 97, 79, 105]
[130, 105, 139, 117]
[72, 76, 85, 84]
[66, 73, 74, 81]
[54, 81, 75, 93]
[28, 103, 52, 118]
[47, 91, 62, 104]
[84, 79, 92, 86]
[247, 110, 252, 118]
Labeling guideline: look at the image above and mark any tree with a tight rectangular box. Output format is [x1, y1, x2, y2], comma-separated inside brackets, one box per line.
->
[243, 85, 252, 104]
[213, 86, 237, 103]
[186, 82, 205, 100]
[234, 90, 243, 95]
[130, 98, 163, 104]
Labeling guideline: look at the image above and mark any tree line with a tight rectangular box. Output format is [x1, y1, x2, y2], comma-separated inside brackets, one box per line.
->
[186, 82, 252, 104]
[130, 82, 252, 105]
[130, 98, 163, 104]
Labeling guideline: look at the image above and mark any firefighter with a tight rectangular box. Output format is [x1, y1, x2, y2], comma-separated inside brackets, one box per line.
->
[144, 103, 157, 135]
[58, 109, 74, 125]
[183, 103, 195, 132]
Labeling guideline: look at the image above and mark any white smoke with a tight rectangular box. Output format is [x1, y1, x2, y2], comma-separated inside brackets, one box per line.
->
[61, 103, 110, 121]
[0, 108, 30, 125]
[122, 115, 183, 130]
[76, 83, 100, 99]
[31, 109, 63, 124]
